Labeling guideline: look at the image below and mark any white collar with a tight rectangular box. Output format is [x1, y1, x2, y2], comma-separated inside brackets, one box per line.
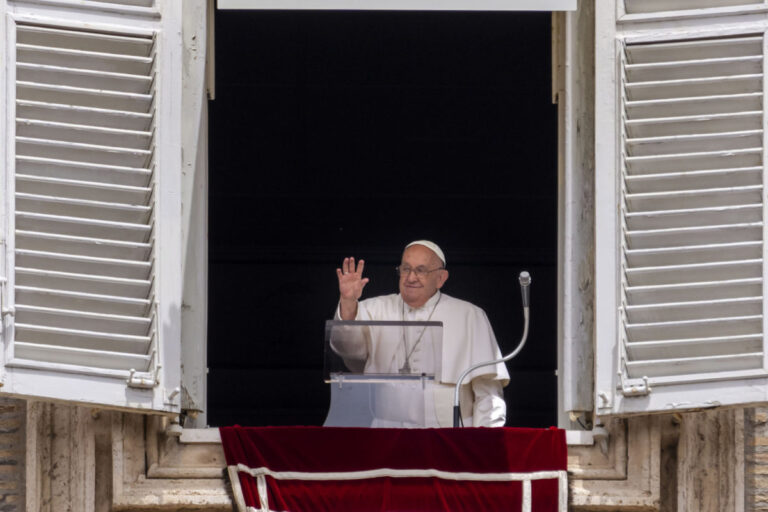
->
[403, 290, 442, 313]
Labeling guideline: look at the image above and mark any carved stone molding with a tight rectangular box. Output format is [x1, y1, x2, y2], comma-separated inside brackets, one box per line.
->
[569, 416, 662, 511]
[25, 403, 232, 511]
[568, 417, 627, 480]
[112, 413, 231, 510]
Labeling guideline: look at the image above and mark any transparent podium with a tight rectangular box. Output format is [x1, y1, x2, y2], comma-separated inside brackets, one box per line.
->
[323, 320, 443, 428]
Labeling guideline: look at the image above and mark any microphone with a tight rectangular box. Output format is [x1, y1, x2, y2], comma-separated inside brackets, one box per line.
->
[519, 271, 531, 308]
[453, 270, 532, 427]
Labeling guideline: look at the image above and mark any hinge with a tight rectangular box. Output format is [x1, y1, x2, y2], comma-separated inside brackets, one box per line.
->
[0, 277, 13, 317]
[127, 367, 160, 389]
[619, 375, 651, 397]
[127, 351, 161, 389]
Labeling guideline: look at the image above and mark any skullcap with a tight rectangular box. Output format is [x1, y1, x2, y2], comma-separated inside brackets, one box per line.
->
[405, 240, 446, 266]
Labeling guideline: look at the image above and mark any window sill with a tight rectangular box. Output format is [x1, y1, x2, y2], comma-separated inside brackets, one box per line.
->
[180, 427, 595, 446]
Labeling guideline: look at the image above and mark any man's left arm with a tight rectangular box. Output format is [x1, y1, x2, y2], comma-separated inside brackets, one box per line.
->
[471, 377, 506, 427]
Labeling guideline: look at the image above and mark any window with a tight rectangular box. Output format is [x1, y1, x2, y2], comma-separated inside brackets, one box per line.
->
[208, 9, 559, 427]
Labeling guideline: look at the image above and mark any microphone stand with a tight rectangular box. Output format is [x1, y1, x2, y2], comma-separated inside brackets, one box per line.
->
[452, 271, 531, 428]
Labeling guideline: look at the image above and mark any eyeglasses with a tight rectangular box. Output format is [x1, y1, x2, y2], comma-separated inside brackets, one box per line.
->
[396, 265, 445, 278]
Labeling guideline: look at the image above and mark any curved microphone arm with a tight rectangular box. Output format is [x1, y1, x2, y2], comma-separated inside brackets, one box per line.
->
[452, 271, 531, 428]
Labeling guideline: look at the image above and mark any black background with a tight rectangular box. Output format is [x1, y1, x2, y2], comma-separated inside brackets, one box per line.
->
[208, 9, 558, 427]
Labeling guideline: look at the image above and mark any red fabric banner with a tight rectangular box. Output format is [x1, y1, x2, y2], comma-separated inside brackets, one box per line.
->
[220, 426, 567, 512]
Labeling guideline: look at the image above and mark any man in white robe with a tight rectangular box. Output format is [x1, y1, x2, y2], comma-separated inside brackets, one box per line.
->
[335, 240, 509, 427]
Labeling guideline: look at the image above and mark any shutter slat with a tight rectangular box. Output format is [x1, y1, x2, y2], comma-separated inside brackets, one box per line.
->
[13, 342, 151, 371]
[16, 63, 151, 94]
[626, 37, 762, 63]
[626, 260, 761, 286]
[625, 353, 763, 378]
[626, 241, 761, 267]
[627, 278, 762, 305]
[626, 55, 762, 82]
[626, 111, 761, 137]
[625, 148, 762, 174]
[626, 223, 762, 250]
[625, 167, 761, 193]
[626, 76, 762, 102]
[626, 130, 762, 156]
[626, 185, 762, 210]
[17, 43, 153, 75]
[17, 174, 151, 205]
[16, 286, 149, 317]
[626, 315, 762, 342]
[17, 191, 152, 213]
[627, 335, 762, 360]
[16, 100, 152, 131]
[16, 304, 150, 336]
[626, 92, 762, 119]
[15, 249, 151, 280]
[17, 118, 152, 149]
[16, 192, 151, 224]
[626, 204, 762, 230]
[626, 296, 761, 323]
[625, 0, 762, 15]
[16, 268, 151, 301]
[16, 231, 151, 261]
[16, 156, 151, 187]
[16, 211, 151, 242]
[17, 82, 152, 113]
[95, 0, 155, 8]
[14, 323, 148, 353]
[16, 137, 151, 168]
[17, 25, 152, 56]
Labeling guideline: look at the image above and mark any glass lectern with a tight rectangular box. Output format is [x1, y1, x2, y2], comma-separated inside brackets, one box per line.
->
[323, 320, 443, 428]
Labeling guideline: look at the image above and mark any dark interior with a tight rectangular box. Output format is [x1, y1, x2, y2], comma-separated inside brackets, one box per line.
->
[208, 9, 558, 427]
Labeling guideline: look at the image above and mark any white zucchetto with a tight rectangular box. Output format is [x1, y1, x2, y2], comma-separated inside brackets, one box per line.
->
[405, 240, 446, 266]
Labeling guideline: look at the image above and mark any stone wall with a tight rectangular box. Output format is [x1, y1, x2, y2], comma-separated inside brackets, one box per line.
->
[746, 407, 768, 511]
[4, 399, 758, 511]
[0, 399, 23, 512]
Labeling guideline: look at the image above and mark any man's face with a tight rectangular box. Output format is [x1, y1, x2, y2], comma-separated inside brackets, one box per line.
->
[399, 245, 449, 308]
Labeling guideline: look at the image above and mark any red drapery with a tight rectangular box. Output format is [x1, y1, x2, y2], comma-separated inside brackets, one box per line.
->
[220, 426, 567, 512]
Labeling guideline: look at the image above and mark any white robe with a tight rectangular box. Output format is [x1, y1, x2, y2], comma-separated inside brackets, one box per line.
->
[335, 291, 509, 427]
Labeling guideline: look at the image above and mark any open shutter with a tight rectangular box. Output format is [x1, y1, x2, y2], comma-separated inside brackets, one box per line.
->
[0, 1, 181, 413]
[596, 3, 768, 416]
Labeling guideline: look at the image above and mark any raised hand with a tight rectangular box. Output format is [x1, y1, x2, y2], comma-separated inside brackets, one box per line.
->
[336, 257, 369, 320]
[336, 257, 370, 300]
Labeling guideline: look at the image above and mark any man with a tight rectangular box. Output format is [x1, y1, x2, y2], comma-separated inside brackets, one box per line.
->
[335, 240, 509, 427]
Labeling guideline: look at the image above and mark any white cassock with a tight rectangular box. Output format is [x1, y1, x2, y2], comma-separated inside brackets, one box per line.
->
[335, 291, 509, 427]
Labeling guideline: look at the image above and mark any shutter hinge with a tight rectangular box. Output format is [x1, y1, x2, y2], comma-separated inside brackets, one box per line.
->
[0, 278, 12, 317]
[127, 367, 161, 389]
[619, 375, 651, 397]
[127, 351, 161, 389]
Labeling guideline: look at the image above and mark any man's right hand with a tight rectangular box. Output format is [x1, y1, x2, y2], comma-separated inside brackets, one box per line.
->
[336, 257, 369, 320]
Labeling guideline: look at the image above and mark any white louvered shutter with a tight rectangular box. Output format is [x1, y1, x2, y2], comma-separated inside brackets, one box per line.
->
[0, 1, 181, 413]
[620, 34, 765, 382]
[595, 1, 768, 415]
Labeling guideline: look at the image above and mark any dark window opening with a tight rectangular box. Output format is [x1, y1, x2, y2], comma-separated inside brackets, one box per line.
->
[208, 10, 557, 427]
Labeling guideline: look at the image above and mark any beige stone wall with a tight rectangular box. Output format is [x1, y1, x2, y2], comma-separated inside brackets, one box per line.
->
[0, 398, 23, 512]
[746, 407, 768, 511]
[23, 403, 229, 511]
[2, 399, 756, 511]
